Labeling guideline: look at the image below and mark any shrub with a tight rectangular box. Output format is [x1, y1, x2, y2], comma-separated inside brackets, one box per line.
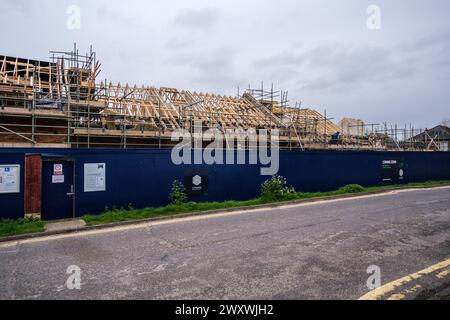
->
[338, 184, 365, 193]
[169, 180, 188, 205]
[260, 175, 295, 201]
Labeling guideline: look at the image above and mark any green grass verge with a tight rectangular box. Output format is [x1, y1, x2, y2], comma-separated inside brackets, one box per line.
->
[82, 180, 450, 226]
[0, 218, 45, 238]
[1, 180, 447, 237]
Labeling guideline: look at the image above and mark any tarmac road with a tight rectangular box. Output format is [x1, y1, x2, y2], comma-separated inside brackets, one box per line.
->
[0, 187, 449, 299]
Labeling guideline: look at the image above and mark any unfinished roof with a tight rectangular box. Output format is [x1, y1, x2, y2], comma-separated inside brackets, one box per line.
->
[0, 51, 340, 141]
[1, 47, 433, 151]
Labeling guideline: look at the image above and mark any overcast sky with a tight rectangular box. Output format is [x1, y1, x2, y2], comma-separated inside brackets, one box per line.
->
[1, 0, 449, 128]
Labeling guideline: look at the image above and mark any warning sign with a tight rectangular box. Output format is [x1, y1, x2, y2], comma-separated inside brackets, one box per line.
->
[53, 164, 63, 175]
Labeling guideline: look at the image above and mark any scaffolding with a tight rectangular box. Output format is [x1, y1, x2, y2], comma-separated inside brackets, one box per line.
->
[0, 45, 446, 151]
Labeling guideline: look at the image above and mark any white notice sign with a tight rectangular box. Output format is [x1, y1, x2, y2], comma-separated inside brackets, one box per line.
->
[84, 163, 106, 192]
[0, 164, 20, 194]
[52, 175, 65, 184]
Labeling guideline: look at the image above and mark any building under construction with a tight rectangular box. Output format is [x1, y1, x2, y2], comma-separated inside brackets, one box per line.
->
[1, 46, 449, 221]
[0, 46, 445, 151]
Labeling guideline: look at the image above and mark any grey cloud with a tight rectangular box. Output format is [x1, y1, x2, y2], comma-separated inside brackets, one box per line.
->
[191, 50, 234, 72]
[1, 0, 31, 13]
[164, 47, 236, 91]
[166, 47, 235, 72]
[165, 38, 194, 50]
[253, 51, 305, 69]
[96, 5, 138, 27]
[398, 29, 450, 52]
[304, 45, 416, 92]
[173, 8, 220, 29]
[2, 0, 449, 127]
[255, 43, 421, 93]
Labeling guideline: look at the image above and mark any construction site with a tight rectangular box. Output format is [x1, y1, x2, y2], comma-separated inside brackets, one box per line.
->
[0, 45, 446, 152]
[0, 45, 449, 222]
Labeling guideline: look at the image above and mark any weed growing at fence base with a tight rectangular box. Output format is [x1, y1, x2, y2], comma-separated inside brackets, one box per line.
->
[82, 180, 450, 226]
[1, 180, 448, 238]
[0, 218, 45, 238]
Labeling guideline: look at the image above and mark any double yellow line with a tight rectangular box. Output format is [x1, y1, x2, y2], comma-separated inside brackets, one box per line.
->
[359, 258, 450, 300]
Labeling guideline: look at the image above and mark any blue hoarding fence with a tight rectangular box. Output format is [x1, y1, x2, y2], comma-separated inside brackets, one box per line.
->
[0, 148, 449, 220]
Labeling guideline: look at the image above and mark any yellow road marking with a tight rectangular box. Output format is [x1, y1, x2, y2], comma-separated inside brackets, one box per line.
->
[359, 258, 450, 300]
[436, 269, 450, 279]
[387, 284, 422, 300]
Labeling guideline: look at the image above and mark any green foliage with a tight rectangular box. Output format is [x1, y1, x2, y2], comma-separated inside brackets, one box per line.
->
[83, 198, 266, 225]
[337, 184, 365, 194]
[81, 180, 450, 226]
[260, 175, 295, 201]
[0, 217, 45, 237]
[3, 180, 448, 237]
[169, 180, 188, 205]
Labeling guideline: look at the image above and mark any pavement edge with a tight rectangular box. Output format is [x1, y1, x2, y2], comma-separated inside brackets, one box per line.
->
[1, 183, 450, 243]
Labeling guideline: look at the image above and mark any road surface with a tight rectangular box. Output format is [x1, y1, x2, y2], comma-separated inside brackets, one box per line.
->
[1, 187, 449, 299]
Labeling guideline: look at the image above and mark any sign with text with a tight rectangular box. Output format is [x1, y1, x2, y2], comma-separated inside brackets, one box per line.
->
[382, 159, 405, 182]
[84, 163, 106, 192]
[0, 164, 20, 194]
[52, 175, 65, 184]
